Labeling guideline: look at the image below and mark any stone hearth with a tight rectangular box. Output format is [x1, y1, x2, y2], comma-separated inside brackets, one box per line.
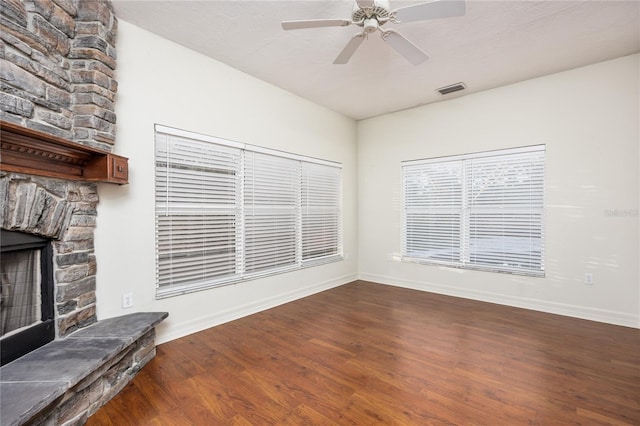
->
[0, 312, 168, 426]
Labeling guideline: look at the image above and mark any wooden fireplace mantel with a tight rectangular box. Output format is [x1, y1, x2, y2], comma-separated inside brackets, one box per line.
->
[0, 120, 128, 184]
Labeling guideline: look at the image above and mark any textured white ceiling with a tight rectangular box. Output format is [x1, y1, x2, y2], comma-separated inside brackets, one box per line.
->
[112, 1, 640, 120]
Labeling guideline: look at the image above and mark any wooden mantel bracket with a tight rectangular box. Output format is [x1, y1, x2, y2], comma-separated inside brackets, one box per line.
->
[0, 121, 128, 184]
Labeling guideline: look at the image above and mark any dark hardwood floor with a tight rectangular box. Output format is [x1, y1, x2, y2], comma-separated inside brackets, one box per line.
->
[87, 280, 640, 425]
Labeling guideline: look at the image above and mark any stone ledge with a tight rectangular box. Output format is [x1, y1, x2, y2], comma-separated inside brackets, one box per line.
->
[0, 312, 168, 426]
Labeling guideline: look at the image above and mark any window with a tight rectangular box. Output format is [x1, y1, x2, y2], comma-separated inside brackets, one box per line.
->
[155, 126, 342, 297]
[243, 151, 299, 275]
[402, 145, 545, 276]
[301, 162, 342, 263]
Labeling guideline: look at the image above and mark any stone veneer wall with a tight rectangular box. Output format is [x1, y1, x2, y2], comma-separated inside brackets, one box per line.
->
[0, 0, 118, 338]
[1, 0, 117, 150]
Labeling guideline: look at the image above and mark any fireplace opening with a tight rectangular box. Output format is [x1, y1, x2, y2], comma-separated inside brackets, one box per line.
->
[1, 229, 55, 366]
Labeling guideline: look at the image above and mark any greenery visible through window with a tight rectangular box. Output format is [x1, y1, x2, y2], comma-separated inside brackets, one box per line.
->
[402, 145, 545, 276]
[155, 125, 342, 298]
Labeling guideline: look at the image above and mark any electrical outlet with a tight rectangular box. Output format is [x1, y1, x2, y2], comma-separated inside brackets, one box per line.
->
[122, 292, 134, 308]
[584, 273, 593, 285]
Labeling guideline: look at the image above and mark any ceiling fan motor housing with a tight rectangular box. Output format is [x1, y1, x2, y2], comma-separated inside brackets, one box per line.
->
[352, 0, 391, 23]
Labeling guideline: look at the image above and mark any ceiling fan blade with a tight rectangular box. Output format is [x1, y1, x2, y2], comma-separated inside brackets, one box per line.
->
[334, 33, 366, 64]
[382, 30, 429, 65]
[282, 19, 352, 30]
[356, 0, 375, 8]
[393, 0, 466, 23]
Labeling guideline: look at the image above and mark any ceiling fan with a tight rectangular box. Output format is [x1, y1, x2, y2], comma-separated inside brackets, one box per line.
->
[281, 0, 466, 65]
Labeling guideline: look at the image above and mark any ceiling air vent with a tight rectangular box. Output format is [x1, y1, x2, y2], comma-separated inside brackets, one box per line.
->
[437, 82, 467, 96]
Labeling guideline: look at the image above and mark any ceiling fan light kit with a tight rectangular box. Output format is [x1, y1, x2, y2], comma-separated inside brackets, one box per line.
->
[281, 0, 465, 65]
[363, 18, 379, 33]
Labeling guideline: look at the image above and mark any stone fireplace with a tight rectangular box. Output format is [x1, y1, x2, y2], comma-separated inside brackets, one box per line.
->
[1, 171, 101, 364]
[1, 0, 119, 344]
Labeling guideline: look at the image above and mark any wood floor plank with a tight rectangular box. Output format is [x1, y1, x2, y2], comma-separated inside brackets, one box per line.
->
[87, 280, 640, 425]
[97, 382, 158, 426]
[139, 407, 195, 426]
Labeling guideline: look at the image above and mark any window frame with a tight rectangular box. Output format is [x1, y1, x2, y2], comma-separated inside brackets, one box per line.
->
[402, 145, 545, 277]
[155, 125, 343, 299]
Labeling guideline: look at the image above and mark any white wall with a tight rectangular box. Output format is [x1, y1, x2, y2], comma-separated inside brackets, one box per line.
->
[94, 21, 358, 343]
[358, 54, 640, 328]
[95, 20, 639, 339]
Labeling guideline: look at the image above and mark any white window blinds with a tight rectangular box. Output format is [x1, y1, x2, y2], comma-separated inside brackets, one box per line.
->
[244, 152, 299, 275]
[403, 159, 463, 265]
[155, 126, 342, 298]
[465, 150, 545, 273]
[301, 162, 342, 264]
[155, 132, 241, 292]
[402, 145, 545, 276]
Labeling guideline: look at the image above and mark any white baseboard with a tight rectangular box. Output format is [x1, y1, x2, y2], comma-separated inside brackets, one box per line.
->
[155, 273, 358, 344]
[358, 273, 639, 329]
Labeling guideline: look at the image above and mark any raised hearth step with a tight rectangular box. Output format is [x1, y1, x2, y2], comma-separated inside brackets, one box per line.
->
[0, 312, 168, 426]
